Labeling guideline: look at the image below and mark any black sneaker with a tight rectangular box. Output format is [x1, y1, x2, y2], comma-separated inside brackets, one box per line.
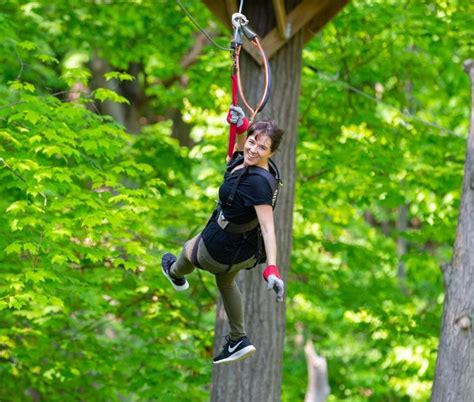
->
[161, 253, 189, 291]
[213, 335, 256, 365]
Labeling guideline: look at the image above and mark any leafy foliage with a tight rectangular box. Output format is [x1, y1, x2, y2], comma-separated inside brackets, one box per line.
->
[0, 0, 472, 400]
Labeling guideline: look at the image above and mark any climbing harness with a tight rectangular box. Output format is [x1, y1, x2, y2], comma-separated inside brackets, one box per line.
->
[199, 152, 282, 273]
[223, 153, 281, 211]
[227, 11, 272, 158]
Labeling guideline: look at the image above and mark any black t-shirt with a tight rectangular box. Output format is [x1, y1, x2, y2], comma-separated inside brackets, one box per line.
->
[201, 152, 274, 265]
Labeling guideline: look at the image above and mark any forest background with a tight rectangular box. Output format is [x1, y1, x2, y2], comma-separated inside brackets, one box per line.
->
[0, 0, 472, 401]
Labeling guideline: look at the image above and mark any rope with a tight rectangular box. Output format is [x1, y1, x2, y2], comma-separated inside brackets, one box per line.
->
[237, 36, 272, 120]
[175, 0, 232, 51]
[225, 6, 272, 156]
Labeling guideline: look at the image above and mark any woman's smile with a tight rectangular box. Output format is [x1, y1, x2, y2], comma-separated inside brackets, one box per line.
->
[244, 133, 273, 168]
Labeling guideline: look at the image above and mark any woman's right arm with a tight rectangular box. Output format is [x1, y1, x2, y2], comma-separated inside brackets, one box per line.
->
[227, 105, 249, 153]
[235, 131, 247, 153]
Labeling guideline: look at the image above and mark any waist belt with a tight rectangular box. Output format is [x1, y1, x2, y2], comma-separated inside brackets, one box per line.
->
[215, 207, 258, 234]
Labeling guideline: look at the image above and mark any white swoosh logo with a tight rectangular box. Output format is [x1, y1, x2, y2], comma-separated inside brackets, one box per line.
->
[228, 340, 243, 353]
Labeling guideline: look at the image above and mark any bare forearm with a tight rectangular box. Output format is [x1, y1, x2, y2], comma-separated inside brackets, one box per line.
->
[261, 225, 277, 266]
[235, 132, 246, 152]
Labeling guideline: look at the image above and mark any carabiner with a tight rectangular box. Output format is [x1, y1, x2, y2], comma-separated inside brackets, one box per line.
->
[232, 13, 249, 29]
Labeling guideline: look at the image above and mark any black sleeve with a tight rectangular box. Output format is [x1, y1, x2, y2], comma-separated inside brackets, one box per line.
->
[226, 151, 244, 169]
[238, 174, 273, 207]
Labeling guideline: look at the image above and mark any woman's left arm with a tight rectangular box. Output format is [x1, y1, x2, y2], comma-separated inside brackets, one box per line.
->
[254, 204, 277, 265]
[255, 204, 284, 303]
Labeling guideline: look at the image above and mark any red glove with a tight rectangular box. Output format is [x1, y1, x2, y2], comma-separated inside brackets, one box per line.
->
[263, 265, 284, 303]
[226, 105, 249, 134]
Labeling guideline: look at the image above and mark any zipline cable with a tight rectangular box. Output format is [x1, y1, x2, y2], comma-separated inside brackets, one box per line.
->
[238, 0, 244, 14]
[306, 65, 464, 138]
[175, 0, 232, 51]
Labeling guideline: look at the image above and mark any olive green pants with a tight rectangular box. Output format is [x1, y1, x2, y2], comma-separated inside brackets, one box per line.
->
[170, 234, 256, 341]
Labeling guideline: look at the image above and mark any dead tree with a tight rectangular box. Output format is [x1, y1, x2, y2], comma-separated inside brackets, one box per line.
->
[431, 59, 474, 401]
[304, 340, 330, 402]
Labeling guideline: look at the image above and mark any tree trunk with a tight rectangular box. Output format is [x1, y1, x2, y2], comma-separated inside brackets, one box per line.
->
[431, 59, 474, 401]
[211, 1, 303, 401]
[304, 340, 330, 402]
[397, 204, 408, 295]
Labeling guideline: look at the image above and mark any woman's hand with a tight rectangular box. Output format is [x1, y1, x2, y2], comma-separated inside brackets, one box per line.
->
[227, 105, 249, 134]
[263, 265, 284, 303]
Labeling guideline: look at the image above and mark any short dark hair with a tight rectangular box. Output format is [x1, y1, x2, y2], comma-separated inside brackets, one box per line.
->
[247, 120, 284, 153]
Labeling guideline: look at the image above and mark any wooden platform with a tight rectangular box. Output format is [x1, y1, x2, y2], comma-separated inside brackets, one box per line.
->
[202, 0, 350, 64]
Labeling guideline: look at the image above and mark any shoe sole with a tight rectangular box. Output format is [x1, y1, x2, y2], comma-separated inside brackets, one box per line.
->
[213, 346, 256, 365]
[161, 266, 189, 291]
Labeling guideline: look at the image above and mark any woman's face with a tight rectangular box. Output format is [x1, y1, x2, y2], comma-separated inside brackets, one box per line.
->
[244, 132, 273, 168]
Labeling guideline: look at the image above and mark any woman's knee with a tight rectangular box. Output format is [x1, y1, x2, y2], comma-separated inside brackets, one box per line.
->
[183, 235, 199, 261]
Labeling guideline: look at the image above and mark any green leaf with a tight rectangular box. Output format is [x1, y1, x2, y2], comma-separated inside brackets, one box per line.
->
[104, 71, 134, 82]
[4, 242, 22, 255]
[6, 201, 28, 214]
[61, 68, 91, 86]
[35, 53, 60, 64]
[51, 254, 68, 265]
[0, 131, 21, 146]
[24, 110, 41, 124]
[18, 40, 37, 51]
[41, 145, 62, 157]
[24, 270, 47, 283]
[23, 242, 38, 254]
[93, 88, 130, 104]
[8, 80, 35, 93]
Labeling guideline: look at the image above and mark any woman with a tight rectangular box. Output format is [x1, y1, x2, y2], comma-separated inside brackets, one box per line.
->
[161, 106, 285, 365]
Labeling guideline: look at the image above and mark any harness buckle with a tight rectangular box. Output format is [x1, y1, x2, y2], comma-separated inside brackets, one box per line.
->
[217, 210, 230, 230]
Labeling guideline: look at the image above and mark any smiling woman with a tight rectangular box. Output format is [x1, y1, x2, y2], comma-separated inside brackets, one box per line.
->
[161, 105, 285, 365]
[243, 120, 283, 167]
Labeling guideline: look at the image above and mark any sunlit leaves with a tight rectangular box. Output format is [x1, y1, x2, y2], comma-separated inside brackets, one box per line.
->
[104, 71, 134, 82]
[93, 88, 130, 104]
[286, 0, 471, 400]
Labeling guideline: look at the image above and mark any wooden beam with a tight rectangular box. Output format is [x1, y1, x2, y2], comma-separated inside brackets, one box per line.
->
[304, 0, 350, 44]
[202, 0, 263, 65]
[201, 0, 349, 64]
[272, 0, 288, 39]
[202, 0, 231, 30]
[259, 0, 330, 60]
[242, 41, 265, 66]
[225, 0, 236, 20]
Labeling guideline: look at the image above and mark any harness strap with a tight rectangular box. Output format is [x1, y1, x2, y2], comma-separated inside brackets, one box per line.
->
[216, 206, 258, 233]
[225, 156, 281, 208]
[225, 166, 247, 206]
[227, 66, 240, 159]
